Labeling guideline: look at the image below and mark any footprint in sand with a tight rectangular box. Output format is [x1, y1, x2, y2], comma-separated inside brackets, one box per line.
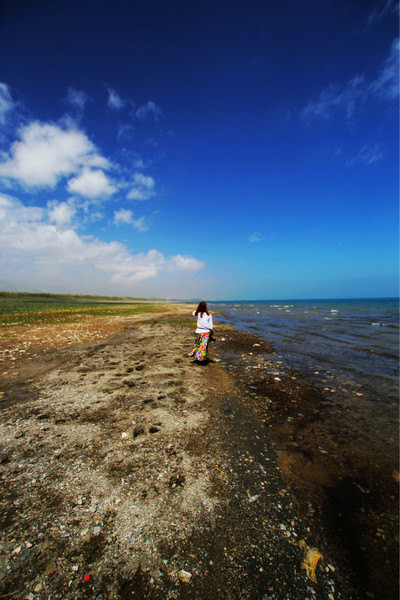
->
[124, 380, 135, 388]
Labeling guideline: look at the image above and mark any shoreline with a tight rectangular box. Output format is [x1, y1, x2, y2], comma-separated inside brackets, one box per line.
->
[215, 326, 399, 599]
[0, 311, 398, 599]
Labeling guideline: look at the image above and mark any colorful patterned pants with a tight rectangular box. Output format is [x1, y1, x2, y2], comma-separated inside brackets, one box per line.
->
[190, 332, 210, 361]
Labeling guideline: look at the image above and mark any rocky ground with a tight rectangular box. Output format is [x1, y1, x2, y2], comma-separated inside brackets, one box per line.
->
[0, 310, 398, 600]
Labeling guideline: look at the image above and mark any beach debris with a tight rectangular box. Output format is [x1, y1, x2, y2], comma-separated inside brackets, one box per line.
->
[177, 569, 192, 583]
[121, 432, 129, 439]
[299, 540, 323, 582]
[215, 466, 228, 479]
[354, 483, 369, 494]
[84, 574, 91, 582]
[247, 494, 260, 503]
[274, 377, 281, 381]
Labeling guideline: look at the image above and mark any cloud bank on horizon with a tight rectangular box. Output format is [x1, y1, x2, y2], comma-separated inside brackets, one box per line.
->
[0, 86, 204, 296]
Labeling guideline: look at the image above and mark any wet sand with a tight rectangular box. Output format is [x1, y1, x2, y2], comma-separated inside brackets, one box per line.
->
[0, 310, 398, 599]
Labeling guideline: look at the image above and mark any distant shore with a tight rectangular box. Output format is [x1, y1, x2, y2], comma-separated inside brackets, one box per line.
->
[0, 307, 397, 599]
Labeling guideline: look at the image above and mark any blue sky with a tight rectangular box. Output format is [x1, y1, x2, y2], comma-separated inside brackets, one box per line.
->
[0, 0, 398, 300]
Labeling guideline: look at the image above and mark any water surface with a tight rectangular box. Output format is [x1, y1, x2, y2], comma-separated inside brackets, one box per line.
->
[211, 298, 399, 459]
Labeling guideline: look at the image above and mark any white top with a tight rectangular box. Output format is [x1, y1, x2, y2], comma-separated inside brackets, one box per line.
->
[193, 310, 213, 333]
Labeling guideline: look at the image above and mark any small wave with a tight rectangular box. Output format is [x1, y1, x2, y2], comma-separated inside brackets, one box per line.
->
[371, 322, 385, 327]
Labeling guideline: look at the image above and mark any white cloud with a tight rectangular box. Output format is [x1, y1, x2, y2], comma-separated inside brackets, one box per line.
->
[107, 87, 126, 110]
[346, 144, 385, 167]
[136, 101, 162, 120]
[302, 39, 399, 123]
[0, 196, 203, 290]
[370, 38, 399, 102]
[0, 194, 42, 223]
[0, 121, 110, 187]
[367, 0, 398, 27]
[248, 232, 262, 243]
[169, 254, 204, 272]
[132, 216, 148, 232]
[0, 83, 15, 124]
[114, 208, 148, 232]
[68, 168, 116, 199]
[117, 123, 135, 140]
[127, 172, 155, 201]
[67, 88, 90, 112]
[48, 201, 76, 229]
[133, 157, 145, 169]
[302, 76, 366, 122]
[114, 208, 133, 225]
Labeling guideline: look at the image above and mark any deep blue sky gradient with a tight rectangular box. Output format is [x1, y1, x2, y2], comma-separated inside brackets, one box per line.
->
[0, 0, 398, 299]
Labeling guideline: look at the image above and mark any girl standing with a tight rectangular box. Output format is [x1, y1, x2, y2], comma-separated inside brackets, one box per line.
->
[189, 301, 213, 363]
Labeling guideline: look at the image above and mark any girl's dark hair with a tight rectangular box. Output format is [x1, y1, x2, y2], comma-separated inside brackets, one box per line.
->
[195, 301, 209, 317]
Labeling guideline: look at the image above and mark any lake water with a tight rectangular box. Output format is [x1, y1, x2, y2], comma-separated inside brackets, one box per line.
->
[210, 298, 399, 460]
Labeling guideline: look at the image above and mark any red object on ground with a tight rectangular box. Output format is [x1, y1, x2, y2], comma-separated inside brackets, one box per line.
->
[84, 574, 91, 582]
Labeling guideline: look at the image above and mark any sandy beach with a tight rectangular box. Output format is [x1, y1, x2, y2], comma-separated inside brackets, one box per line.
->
[0, 308, 398, 600]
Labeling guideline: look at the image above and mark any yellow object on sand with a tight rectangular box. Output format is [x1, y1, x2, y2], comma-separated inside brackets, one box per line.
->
[299, 539, 323, 582]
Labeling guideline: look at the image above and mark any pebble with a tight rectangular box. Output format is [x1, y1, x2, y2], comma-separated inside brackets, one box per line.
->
[93, 526, 101, 535]
[178, 569, 192, 583]
[121, 432, 129, 439]
[248, 495, 259, 503]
